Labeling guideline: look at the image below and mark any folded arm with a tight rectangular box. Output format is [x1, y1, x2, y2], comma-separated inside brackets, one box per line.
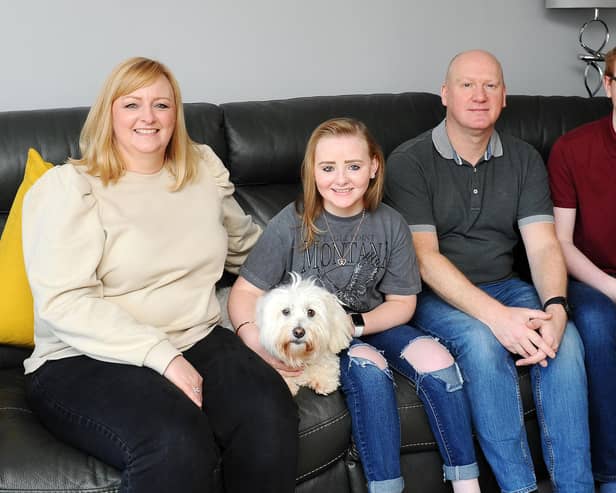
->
[520, 220, 569, 355]
[554, 207, 616, 302]
[413, 230, 554, 366]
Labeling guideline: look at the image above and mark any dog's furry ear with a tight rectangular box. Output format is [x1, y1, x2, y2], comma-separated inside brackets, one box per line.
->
[324, 293, 353, 353]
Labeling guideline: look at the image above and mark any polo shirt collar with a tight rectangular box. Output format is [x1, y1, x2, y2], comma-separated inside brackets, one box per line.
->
[432, 119, 503, 165]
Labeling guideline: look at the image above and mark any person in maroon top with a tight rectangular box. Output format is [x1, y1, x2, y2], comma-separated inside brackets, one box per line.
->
[547, 47, 616, 493]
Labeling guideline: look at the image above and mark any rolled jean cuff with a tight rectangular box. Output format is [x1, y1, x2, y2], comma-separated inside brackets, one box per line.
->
[368, 476, 404, 493]
[442, 462, 479, 481]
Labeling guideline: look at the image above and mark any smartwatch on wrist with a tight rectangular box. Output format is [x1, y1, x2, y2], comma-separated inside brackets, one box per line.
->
[350, 313, 365, 338]
[543, 296, 572, 319]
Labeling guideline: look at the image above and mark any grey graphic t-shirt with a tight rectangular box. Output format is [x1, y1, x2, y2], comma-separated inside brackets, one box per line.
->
[240, 202, 421, 313]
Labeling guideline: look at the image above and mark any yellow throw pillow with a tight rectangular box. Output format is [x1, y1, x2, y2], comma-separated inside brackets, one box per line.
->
[0, 149, 53, 347]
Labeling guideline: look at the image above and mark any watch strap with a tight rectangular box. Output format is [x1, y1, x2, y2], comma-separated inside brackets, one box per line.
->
[350, 313, 365, 337]
[543, 296, 572, 319]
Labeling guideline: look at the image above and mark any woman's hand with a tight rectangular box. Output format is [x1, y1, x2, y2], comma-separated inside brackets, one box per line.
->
[163, 355, 203, 408]
[238, 322, 303, 378]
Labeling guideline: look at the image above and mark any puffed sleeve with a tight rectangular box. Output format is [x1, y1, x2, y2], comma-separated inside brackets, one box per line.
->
[22, 165, 180, 374]
[200, 146, 261, 273]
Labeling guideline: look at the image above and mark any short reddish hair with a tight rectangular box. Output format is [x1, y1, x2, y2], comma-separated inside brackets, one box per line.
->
[605, 47, 616, 77]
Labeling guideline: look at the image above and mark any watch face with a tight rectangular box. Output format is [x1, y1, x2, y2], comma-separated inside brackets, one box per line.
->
[351, 313, 364, 327]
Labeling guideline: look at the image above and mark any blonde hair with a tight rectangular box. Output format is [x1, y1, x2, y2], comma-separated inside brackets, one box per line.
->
[298, 117, 385, 247]
[70, 57, 199, 190]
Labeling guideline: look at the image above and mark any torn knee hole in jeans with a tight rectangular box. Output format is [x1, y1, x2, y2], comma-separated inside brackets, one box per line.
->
[400, 337, 464, 391]
[347, 344, 394, 381]
[398, 339, 465, 392]
[422, 363, 464, 392]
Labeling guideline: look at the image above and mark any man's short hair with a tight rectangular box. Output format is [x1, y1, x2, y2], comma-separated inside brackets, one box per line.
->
[605, 47, 616, 77]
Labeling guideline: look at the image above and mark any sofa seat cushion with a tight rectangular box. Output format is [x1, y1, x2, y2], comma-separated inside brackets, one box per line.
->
[0, 363, 354, 489]
[294, 386, 351, 483]
[0, 368, 121, 492]
[394, 372, 440, 454]
[294, 371, 449, 484]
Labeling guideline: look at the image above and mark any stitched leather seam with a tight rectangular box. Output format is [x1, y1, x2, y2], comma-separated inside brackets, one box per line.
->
[0, 407, 33, 413]
[0, 487, 119, 492]
[398, 403, 423, 410]
[299, 412, 348, 439]
[296, 450, 346, 481]
[401, 441, 437, 448]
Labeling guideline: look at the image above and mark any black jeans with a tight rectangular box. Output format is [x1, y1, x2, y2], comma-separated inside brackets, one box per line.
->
[25, 327, 299, 493]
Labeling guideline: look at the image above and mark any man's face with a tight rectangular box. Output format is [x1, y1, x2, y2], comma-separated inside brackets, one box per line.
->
[441, 51, 507, 134]
[602, 62, 616, 107]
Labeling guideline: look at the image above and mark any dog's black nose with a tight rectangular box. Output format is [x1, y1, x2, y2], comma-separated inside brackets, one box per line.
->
[292, 327, 305, 339]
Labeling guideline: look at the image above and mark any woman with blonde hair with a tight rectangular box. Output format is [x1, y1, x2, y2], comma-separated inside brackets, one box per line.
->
[229, 117, 480, 493]
[22, 57, 298, 493]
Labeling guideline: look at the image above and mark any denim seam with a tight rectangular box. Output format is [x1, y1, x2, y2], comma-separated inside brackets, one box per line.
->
[367, 475, 404, 493]
[342, 369, 375, 479]
[507, 357, 535, 473]
[342, 345, 401, 481]
[442, 462, 480, 481]
[533, 365, 556, 483]
[416, 383, 453, 465]
[389, 355, 455, 465]
[501, 485, 537, 493]
[388, 360, 457, 466]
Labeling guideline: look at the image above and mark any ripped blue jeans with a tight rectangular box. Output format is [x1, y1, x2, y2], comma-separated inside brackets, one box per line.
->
[339, 324, 478, 493]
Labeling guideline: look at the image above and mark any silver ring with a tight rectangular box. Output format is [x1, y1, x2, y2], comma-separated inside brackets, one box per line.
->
[192, 386, 201, 394]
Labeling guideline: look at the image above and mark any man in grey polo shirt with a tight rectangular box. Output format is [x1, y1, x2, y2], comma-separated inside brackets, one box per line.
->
[385, 50, 593, 493]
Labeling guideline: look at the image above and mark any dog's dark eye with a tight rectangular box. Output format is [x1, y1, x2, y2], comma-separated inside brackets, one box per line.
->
[282, 308, 290, 316]
[307, 308, 315, 318]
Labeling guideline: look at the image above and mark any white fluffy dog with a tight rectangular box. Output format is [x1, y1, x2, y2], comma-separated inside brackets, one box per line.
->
[256, 273, 353, 396]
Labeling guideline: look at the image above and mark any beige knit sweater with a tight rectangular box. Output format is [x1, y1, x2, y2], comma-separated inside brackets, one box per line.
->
[22, 145, 260, 375]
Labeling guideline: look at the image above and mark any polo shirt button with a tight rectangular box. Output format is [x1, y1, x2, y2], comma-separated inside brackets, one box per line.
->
[473, 188, 478, 194]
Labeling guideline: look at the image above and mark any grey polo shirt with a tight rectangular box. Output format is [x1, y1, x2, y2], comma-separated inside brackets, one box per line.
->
[385, 119, 554, 285]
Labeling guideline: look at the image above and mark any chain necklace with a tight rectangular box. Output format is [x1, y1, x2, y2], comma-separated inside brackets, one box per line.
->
[322, 209, 366, 266]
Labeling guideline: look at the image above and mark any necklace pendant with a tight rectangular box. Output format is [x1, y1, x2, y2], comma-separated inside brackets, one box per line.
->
[337, 258, 347, 266]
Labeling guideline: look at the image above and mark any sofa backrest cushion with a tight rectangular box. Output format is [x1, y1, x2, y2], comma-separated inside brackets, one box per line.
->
[221, 92, 445, 186]
[0, 103, 225, 233]
[498, 95, 611, 162]
[0, 108, 87, 232]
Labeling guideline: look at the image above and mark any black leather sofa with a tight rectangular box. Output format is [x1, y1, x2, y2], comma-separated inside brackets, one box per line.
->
[0, 92, 610, 493]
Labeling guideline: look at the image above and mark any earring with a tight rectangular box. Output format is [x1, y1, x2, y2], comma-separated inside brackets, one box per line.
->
[370, 174, 376, 179]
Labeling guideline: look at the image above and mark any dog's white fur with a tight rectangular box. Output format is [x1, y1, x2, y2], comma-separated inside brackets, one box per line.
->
[256, 273, 353, 396]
